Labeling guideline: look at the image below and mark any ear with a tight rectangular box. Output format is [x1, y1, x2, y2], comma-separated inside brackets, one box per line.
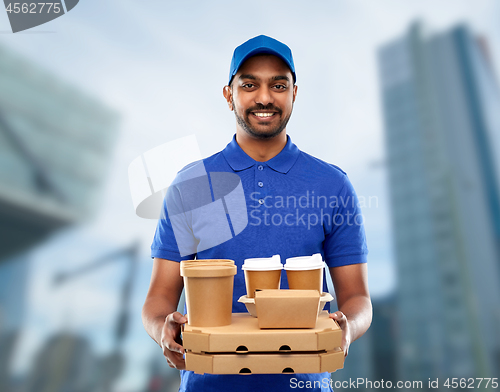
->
[223, 85, 233, 111]
[292, 84, 298, 103]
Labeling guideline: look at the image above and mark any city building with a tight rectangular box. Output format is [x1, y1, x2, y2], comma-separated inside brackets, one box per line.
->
[330, 293, 374, 389]
[0, 43, 119, 391]
[24, 332, 96, 392]
[369, 294, 397, 385]
[378, 21, 500, 385]
[0, 43, 119, 262]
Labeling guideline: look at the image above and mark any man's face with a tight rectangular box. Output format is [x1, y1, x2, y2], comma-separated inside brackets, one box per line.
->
[224, 54, 297, 140]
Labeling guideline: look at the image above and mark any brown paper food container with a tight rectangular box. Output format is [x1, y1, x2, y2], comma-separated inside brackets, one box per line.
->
[244, 269, 281, 298]
[181, 260, 237, 327]
[286, 268, 323, 292]
[254, 289, 321, 328]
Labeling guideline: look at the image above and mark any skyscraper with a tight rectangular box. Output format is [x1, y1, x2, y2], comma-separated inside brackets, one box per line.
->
[0, 43, 119, 262]
[369, 294, 397, 385]
[0, 43, 119, 391]
[378, 21, 500, 384]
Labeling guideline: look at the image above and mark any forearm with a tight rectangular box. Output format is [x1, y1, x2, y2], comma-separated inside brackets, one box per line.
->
[142, 294, 178, 347]
[338, 294, 372, 342]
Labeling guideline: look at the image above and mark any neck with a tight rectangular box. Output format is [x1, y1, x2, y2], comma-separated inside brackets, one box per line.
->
[235, 130, 287, 162]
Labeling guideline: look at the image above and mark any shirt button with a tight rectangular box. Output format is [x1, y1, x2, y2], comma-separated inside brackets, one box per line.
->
[258, 181, 263, 187]
[258, 199, 264, 205]
[258, 165, 264, 171]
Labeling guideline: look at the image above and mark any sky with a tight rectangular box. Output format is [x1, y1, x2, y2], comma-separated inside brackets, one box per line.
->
[1, 1, 499, 390]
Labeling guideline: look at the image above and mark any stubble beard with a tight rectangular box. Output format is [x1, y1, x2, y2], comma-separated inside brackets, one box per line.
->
[232, 97, 292, 140]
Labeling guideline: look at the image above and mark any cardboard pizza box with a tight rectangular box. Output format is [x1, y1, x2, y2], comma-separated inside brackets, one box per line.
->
[185, 348, 345, 375]
[183, 311, 341, 354]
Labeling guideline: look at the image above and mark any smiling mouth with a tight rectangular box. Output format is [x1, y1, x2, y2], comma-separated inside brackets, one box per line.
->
[251, 112, 278, 120]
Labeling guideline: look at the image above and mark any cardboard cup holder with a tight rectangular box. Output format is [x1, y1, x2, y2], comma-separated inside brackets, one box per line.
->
[238, 291, 333, 318]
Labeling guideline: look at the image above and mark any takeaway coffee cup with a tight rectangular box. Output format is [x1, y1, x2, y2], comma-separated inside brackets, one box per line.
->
[284, 254, 324, 293]
[242, 255, 283, 298]
[180, 259, 237, 327]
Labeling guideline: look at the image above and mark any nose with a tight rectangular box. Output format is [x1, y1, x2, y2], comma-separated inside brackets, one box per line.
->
[255, 86, 274, 106]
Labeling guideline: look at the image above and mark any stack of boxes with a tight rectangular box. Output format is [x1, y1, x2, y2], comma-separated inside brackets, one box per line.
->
[183, 310, 344, 374]
[180, 256, 345, 375]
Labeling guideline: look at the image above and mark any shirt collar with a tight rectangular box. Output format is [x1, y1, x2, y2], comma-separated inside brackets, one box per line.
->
[222, 134, 300, 174]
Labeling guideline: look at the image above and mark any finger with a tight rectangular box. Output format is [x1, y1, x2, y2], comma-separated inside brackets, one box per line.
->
[330, 312, 348, 330]
[332, 311, 348, 323]
[163, 347, 185, 368]
[165, 357, 174, 368]
[163, 338, 185, 355]
[165, 312, 182, 327]
[329, 311, 344, 319]
[166, 352, 186, 370]
[342, 341, 349, 357]
[170, 311, 187, 325]
[162, 315, 186, 354]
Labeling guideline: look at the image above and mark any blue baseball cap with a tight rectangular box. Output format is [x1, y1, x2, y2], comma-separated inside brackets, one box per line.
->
[228, 35, 296, 86]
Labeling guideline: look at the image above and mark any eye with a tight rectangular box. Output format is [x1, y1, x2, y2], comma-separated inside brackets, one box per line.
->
[273, 84, 287, 90]
[242, 83, 255, 88]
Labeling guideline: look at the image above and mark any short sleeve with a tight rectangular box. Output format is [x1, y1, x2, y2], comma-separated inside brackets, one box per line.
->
[323, 175, 368, 268]
[150, 184, 197, 262]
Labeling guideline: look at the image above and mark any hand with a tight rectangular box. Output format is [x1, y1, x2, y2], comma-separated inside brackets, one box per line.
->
[161, 312, 187, 369]
[329, 311, 351, 357]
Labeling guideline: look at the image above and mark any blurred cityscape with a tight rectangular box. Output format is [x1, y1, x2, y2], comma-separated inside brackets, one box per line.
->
[333, 21, 500, 391]
[1, 16, 499, 392]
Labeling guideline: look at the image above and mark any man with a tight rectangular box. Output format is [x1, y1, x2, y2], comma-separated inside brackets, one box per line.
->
[142, 35, 372, 392]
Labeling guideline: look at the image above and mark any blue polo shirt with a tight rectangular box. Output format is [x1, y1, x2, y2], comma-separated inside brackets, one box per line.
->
[151, 134, 368, 392]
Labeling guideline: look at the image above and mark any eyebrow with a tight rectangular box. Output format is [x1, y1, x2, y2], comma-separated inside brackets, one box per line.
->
[238, 74, 290, 82]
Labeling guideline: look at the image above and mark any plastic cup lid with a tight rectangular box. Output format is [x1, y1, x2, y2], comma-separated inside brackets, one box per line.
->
[242, 254, 283, 271]
[284, 253, 325, 271]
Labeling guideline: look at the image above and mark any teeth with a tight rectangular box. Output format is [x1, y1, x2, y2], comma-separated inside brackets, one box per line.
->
[253, 112, 274, 117]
